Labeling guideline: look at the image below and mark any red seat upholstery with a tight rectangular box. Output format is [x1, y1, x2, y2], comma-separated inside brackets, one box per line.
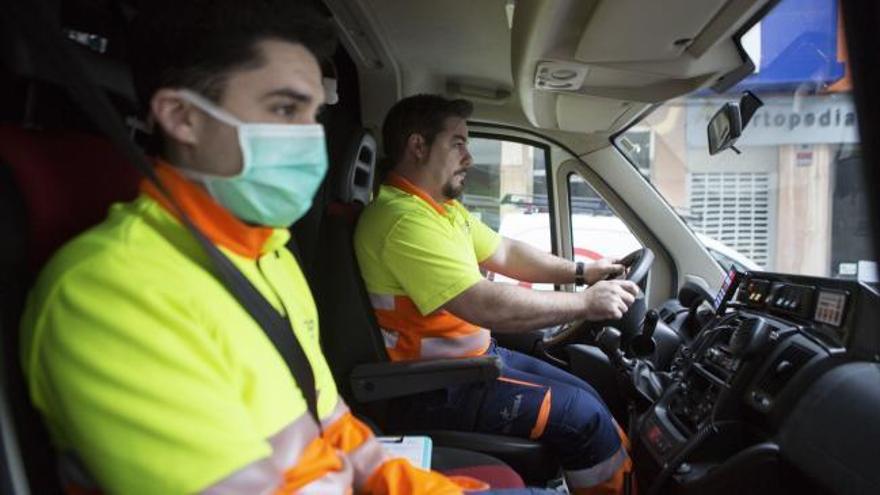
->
[433, 447, 526, 489]
[0, 124, 140, 274]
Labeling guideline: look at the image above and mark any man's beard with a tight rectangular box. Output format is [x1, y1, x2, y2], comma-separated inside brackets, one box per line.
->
[442, 176, 465, 200]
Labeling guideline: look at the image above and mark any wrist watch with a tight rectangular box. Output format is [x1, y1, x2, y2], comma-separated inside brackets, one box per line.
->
[575, 261, 586, 286]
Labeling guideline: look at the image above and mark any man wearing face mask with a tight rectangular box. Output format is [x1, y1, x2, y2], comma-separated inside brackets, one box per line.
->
[18, 2, 548, 494]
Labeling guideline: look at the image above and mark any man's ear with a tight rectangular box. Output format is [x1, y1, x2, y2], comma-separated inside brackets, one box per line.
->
[150, 89, 200, 146]
[406, 133, 428, 162]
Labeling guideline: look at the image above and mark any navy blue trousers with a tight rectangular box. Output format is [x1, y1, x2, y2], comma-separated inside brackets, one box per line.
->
[398, 343, 623, 472]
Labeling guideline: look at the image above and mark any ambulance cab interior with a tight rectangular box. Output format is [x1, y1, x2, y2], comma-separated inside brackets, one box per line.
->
[1, 1, 878, 494]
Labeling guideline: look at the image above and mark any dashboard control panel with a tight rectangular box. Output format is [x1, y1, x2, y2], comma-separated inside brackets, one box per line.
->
[737, 274, 853, 346]
[814, 289, 847, 327]
[738, 280, 817, 319]
[637, 271, 878, 477]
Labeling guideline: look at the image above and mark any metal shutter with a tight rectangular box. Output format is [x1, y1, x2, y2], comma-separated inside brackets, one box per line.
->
[688, 172, 774, 268]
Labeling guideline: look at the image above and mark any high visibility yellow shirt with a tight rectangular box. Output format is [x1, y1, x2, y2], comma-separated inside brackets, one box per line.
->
[354, 173, 501, 361]
[20, 162, 472, 495]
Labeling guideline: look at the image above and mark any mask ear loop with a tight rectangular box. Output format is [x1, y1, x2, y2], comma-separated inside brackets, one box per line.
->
[177, 89, 252, 177]
[177, 89, 244, 128]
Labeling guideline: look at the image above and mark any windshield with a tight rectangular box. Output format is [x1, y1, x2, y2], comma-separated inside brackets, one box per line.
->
[618, 0, 871, 280]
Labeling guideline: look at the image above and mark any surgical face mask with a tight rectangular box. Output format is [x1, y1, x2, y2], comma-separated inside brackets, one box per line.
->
[177, 90, 328, 227]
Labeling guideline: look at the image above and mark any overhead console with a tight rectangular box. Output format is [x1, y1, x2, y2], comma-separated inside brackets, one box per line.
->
[510, 0, 774, 134]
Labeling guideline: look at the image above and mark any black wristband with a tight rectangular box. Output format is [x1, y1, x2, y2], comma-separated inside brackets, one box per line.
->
[575, 261, 586, 286]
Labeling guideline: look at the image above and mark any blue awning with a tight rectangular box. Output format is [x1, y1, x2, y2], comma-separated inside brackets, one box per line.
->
[735, 0, 845, 92]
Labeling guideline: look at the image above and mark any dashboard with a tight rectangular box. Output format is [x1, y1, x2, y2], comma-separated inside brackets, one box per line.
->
[736, 274, 857, 349]
[634, 270, 880, 494]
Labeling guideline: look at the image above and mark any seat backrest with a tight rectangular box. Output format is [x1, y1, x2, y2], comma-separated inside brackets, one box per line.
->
[0, 125, 141, 272]
[313, 129, 388, 400]
[0, 124, 140, 495]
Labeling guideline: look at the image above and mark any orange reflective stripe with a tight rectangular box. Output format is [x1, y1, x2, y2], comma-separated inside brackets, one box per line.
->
[497, 376, 543, 388]
[141, 160, 273, 259]
[320, 399, 350, 432]
[364, 458, 470, 495]
[323, 406, 391, 489]
[274, 437, 351, 494]
[372, 294, 490, 361]
[202, 417, 324, 494]
[375, 296, 481, 338]
[324, 411, 374, 453]
[529, 389, 552, 440]
[295, 457, 355, 495]
[385, 172, 448, 216]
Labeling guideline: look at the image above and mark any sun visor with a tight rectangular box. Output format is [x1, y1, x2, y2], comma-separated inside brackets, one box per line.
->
[573, 0, 727, 63]
[555, 94, 637, 134]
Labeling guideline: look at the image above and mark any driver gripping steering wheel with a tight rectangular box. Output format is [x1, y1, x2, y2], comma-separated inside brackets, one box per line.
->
[354, 94, 648, 495]
[544, 248, 656, 348]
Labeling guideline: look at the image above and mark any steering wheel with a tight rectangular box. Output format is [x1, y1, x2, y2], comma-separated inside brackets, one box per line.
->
[612, 248, 654, 285]
[542, 248, 655, 348]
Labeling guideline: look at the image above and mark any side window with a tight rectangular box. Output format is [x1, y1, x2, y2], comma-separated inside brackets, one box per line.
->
[568, 175, 641, 265]
[461, 136, 553, 288]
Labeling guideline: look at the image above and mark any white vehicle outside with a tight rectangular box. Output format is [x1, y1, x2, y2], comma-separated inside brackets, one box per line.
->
[487, 212, 759, 288]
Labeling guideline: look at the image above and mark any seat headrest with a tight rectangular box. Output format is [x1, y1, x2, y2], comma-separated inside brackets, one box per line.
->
[336, 130, 377, 206]
[2, 27, 137, 107]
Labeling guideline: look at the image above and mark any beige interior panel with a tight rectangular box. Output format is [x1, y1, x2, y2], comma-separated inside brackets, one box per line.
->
[367, 0, 514, 94]
[574, 0, 728, 63]
[555, 94, 634, 133]
[330, 0, 772, 164]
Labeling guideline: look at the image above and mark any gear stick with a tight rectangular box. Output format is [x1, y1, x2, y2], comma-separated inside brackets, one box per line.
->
[630, 309, 659, 357]
[596, 326, 632, 370]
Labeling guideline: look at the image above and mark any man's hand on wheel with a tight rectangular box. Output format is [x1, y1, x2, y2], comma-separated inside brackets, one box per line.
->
[581, 280, 640, 320]
[585, 258, 626, 284]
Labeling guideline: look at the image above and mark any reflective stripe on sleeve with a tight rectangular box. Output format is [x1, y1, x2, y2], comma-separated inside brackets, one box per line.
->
[321, 403, 391, 489]
[268, 415, 321, 470]
[296, 455, 355, 495]
[420, 328, 491, 359]
[368, 293, 396, 310]
[349, 436, 391, 490]
[201, 415, 354, 494]
[381, 328, 400, 349]
[320, 399, 350, 430]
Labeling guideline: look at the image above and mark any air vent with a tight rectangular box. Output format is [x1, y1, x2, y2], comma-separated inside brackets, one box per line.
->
[756, 344, 816, 398]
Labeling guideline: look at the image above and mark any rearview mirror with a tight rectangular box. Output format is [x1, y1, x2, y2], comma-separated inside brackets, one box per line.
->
[707, 103, 742, 155]
[707, 90, 764, 155]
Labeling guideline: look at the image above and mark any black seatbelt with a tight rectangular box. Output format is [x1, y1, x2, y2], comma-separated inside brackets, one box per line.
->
[5, 0, 322, 429]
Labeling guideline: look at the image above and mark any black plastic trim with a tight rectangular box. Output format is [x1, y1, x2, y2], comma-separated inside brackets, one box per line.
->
[350, 355, 501, 402]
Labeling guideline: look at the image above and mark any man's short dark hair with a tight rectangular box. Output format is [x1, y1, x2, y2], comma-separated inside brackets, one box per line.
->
[128, 0, 336, 106]
[382, 94, 473, 168]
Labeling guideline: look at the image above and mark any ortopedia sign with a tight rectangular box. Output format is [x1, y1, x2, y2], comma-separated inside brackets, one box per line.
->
[686, 95, 859, 147]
